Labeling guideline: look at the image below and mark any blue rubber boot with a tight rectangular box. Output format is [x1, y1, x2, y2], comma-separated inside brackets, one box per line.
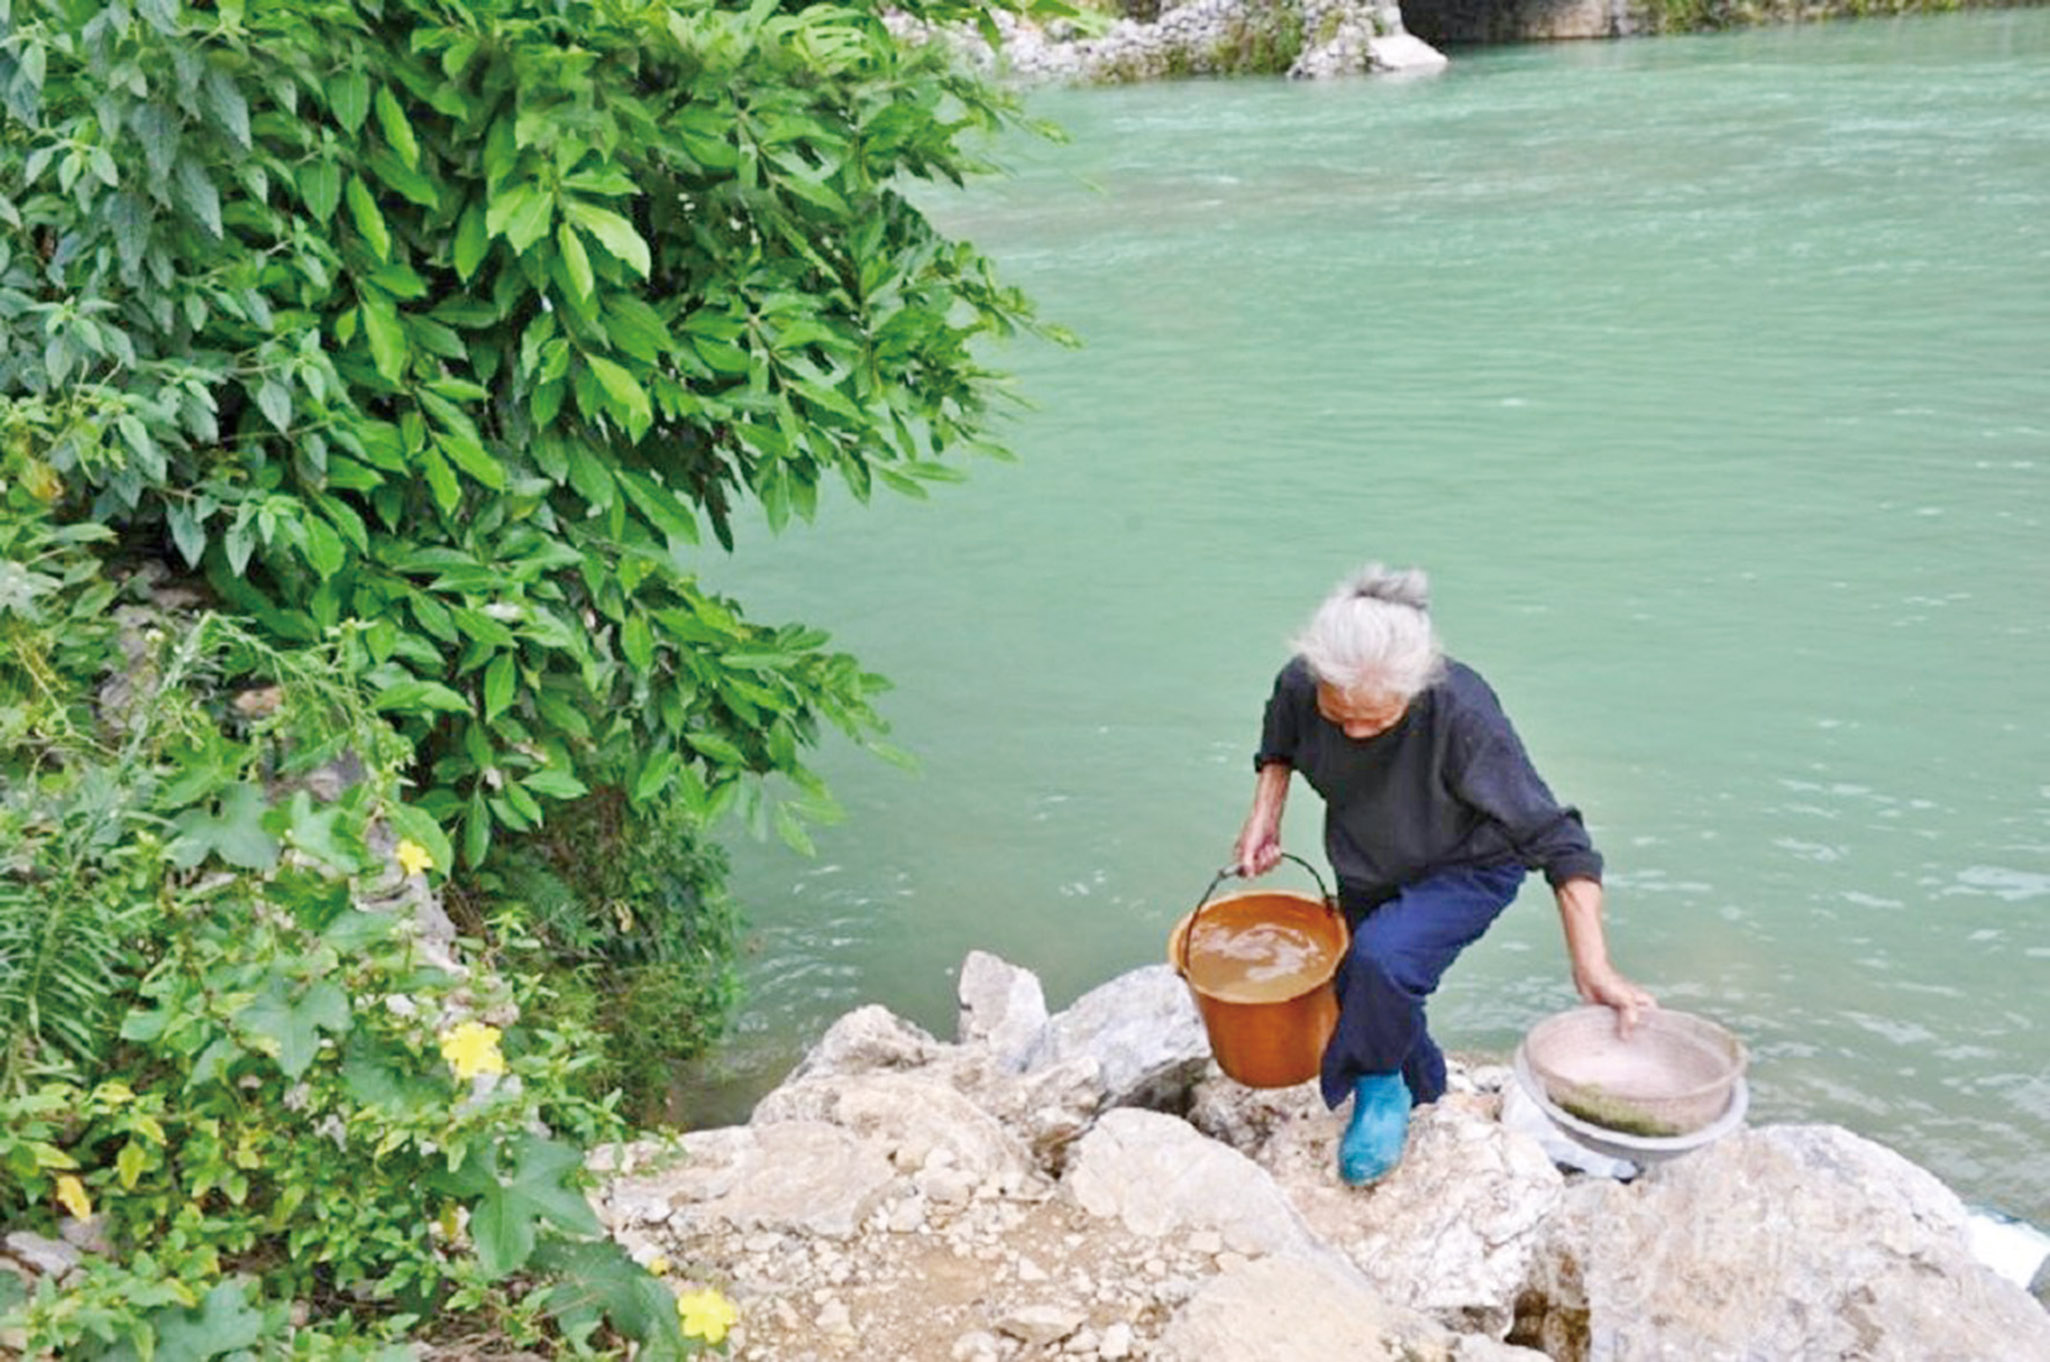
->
[1338, 1072, 1410, 1187]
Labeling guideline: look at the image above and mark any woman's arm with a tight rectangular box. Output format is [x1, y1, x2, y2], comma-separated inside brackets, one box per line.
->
[1554, 876, 1656, 1032]
[1234, 761, 1293, 876]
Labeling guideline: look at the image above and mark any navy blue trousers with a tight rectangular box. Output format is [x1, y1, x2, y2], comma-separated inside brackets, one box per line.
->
[1319, 863, 1525, 1110]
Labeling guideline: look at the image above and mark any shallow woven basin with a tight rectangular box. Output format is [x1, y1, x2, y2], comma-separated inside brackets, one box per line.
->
[1518, 1007, 1747, 1138]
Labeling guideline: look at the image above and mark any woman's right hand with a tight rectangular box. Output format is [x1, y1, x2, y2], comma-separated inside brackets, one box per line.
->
[1233, 826, 1283, 878]
[1235, 761, 1292, 878]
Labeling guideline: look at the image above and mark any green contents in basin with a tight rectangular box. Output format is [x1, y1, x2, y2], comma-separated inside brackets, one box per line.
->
[1555, 1085, 1683, 1139]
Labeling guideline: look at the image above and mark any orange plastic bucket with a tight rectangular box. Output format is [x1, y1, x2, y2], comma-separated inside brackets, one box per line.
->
[1168, 854, 1349, 1089]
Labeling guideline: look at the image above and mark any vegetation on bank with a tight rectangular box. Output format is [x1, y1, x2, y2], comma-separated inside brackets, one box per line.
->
[0, 0, 1065, 1353]
[1638, 0, 1972, 32]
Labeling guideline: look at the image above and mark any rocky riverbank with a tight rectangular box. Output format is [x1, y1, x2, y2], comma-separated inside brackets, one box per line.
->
[897, 0, 2036, 84]
[597, 952, 2050, 1361]
[890, 0, 1452, 84]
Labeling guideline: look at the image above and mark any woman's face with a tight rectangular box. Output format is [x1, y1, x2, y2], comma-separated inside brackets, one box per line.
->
[1315, 683, 1410, 741]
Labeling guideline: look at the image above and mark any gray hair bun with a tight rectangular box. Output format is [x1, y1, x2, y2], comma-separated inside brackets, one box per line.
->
[1347, 564, 1431, 612]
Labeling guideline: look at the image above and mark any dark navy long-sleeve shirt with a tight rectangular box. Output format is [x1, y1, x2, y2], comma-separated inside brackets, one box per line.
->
[1256, 656, 1603, 902]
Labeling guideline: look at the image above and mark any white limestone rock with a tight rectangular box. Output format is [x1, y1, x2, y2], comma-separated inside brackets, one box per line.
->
[1156, 1253, 1547, 1362]
[1023, 964, 1211, 1113]
[627, 1121, 896, 1241]
[751, 1069, 1039, 1192]
[783, 1003, 951, 1084]
[1061, 1108, 1328, 1260]
[1366, 31, 1450, 74]
[956, 949, 1049, 1072]
[1521, 1124, 2050, 1360]
[1343, 1101, 1564, 1337]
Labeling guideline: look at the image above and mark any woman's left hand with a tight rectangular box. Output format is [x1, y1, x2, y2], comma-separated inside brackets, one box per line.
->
[1573, 964, 1657, 1036]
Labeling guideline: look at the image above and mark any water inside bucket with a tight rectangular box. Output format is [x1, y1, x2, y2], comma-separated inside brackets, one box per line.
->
[1184, 920, 1339, 1005]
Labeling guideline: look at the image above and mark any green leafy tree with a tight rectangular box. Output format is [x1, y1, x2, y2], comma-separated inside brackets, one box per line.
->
[2, 0, 1067, 1351]
[1, 0, 1064, 869]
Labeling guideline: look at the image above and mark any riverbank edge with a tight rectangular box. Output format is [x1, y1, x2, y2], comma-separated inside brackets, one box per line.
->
[904, 0, 2041, 84]
[594, 950, 2050, 1360]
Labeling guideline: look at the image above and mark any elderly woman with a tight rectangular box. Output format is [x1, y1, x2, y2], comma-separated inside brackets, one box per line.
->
[1233, 564, 1655, 1186]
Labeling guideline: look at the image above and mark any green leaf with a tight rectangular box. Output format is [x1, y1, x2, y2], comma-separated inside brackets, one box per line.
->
[132, 102, 180, 181]
[487, 182, 552, 254]
[236, 971, 351, 1080]
[483, 652, 516, 721]
[564, 200, 650, 277]
[367, 147, 440, 208]
[693, 337, 752, 376]
[436, 432, 506, 489]
[776, 167, 849, 215]
[685, 731, 747, 767]
[464, 790, 493, 867]
[532, 1240, 689, 1361]
[116, 1141, 148, 1190]
[346, 175, 391, 260]
[342, 1029, 442, 1113]
[166, 503, 206, 567]
[420, 446, 461, 514]
[374, 85, 420, 170]
[149, 1280, 273, 1362]
[564, 445, 615, 511]
[169, 783, 280, 871]
[601, 295, 676, 361]
[454, 202, 488, 280]
[173, 156, 222, 237]
[330, 71, 372, 133]
[374, 678, 472, 714]
[108, 192, 150, 277]
[297, 159, 341, 222]
[203, 65, 252, 149]
[303, 515, 346, 578]
[369, 259, 430, 301]
[620, 615, 655, 671]
[360, 297, 408, 383]
[557, 223, 594, 301]
[584, 353, 651, 438]
[455, 1134, 603, 1279]
[521, 767, 587, 799]
[321, 906, 398, 952]
[632, 748, 676, 804]
[256, 379, 293, 433]
[535, 689, 592, 740]
[615, 469, 698, 544]
[774, 802, 816, 856]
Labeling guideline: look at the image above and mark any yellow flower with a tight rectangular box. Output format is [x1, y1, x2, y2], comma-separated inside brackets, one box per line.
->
[439, 1021, 506, 1080]
[646, 1253, 672, 1277]
[395, 838, 435, 876]
[675, 1287, 738, 1345]
[54, 1174, 92, 1220]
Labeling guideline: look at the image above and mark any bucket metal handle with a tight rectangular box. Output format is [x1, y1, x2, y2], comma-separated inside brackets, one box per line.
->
[1176, 851, 1337, 977]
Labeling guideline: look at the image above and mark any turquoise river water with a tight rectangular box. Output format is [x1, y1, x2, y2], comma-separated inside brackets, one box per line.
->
[693, 11, 2050, 1227]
